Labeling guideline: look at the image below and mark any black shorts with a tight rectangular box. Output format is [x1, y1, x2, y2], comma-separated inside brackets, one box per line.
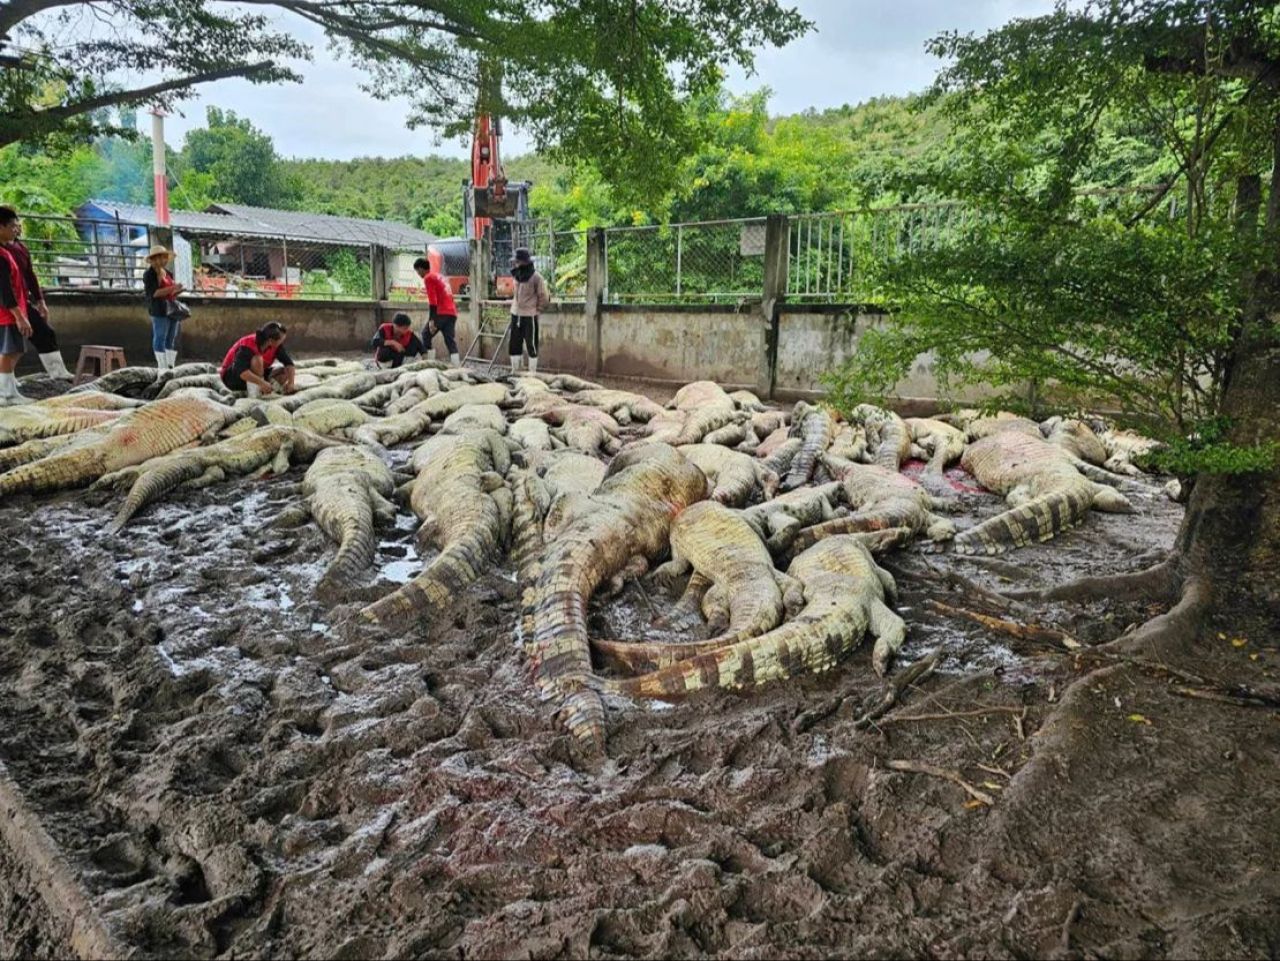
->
[509, 315, 539, 358]
[0, 325, 24, 355]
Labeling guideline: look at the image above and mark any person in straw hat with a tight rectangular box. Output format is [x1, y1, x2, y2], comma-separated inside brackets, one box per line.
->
[143, 243, 186, 370]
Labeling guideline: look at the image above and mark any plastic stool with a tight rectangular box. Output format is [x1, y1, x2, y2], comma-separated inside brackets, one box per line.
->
[73, 345, 128, 385]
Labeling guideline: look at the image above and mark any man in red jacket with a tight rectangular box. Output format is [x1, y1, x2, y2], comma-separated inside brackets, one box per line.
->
[0, 206, 34, 406]
[414, 257, 460, 367]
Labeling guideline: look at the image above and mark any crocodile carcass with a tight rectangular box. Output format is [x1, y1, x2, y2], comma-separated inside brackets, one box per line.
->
[570, 389, 664, 425]
[277, 445, 397, 598]
[955, 427, 1135, 554]
[848, 403, 912, 471]
[527, 443, 706, 751]
[0, 395, 230, 497]
[740, 481, 843, 553]
[601, 532, 908, 697]
[781, 402, 836, 490]
[592, 500, 803, 674]
[0, 404, 126, 445]
[677, 443, 779, 506]
[360, 428, 513, 627]
[99, 425, 338, 533]
[790, 456, 956, 552]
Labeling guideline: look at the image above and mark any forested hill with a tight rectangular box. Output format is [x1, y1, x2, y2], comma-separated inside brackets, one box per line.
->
[0, 87, 1164, 235]
[1, 91, 957, 237]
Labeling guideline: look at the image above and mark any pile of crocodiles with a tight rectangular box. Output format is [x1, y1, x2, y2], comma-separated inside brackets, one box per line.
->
[4, 358, 1165, 752]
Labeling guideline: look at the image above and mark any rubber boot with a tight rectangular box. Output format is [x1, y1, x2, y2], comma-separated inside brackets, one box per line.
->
[510, 355, 521, 372]
[246, 383, 262, 399]
[166, 349, 178, 369]
[528, 356, 538, 375]
[154, 351, 169, 371]
[38, 351, 72, 379]
[0, 372, 31, 406]
[450, 353, 460, 367]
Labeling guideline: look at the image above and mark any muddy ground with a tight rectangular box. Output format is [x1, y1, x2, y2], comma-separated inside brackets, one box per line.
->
[2, 380, 1279, 960]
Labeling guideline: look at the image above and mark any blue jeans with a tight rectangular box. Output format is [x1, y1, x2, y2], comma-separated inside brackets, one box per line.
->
[151, 314, 180, 352]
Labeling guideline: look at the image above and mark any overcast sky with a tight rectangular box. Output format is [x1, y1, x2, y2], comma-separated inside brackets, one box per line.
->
[146, 0, 1056, 161]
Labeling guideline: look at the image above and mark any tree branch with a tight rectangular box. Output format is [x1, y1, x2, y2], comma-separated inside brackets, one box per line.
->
[27, 62, 281, 124]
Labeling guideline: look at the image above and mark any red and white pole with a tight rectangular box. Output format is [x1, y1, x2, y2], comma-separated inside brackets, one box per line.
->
[150, 107, 170, 226]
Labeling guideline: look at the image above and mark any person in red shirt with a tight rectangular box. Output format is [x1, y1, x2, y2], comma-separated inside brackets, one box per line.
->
[1, 210, 71, 379]
[219, 322, 297, 397]
[414, 257, 460, 367]
[0, 206, 34, 406]
[368, 312, 425, 368]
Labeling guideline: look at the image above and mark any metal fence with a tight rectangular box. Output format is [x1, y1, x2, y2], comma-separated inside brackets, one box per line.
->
[786, 203, 975, 303]
[491, 218, 588, 300]
[17, 213, 381, 301]
[603, 218, 768, 304]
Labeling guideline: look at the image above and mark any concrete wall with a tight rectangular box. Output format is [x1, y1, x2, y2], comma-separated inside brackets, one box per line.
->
[775, 306, 998, 405]
[36, 293, 477, 369]
[38, 293, 995, 408]
[597, 305, 763, 389]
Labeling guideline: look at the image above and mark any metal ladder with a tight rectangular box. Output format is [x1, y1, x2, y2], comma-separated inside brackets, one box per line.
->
[461, 305, 510, 375]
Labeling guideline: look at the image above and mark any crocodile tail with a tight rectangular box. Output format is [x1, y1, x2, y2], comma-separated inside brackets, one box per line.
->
[607, 610, 856, 700]
[591, 634, 748, 675]
[360, 507, 501, 626]
[0, 447, 104, 497]
[953, 485, 1093, 555]
[555, 684, 606, 753]
[108, 459, 204, 533]
[316, 500, 377, 600]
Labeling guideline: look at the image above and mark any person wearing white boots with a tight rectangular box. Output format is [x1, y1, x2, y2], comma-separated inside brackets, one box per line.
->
[414, 257, 461, 366]
[142, 244, 185, 370]
[508, 247, 549, 375]
[0, 208, 34, 406]
[1, 208, 71, 379]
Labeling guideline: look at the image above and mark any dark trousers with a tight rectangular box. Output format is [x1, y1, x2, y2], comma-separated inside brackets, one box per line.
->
[27, 304, 57, 353]
[428, 314, 458, 355]
[375, 342, 422, 368]
[509, 315, 539, 358]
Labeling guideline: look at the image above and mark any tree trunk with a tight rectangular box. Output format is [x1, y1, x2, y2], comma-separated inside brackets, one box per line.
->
[1174, 113, 1280, 619]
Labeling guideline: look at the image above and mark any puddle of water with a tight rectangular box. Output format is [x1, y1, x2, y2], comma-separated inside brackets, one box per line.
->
[381, 559, 419, 585]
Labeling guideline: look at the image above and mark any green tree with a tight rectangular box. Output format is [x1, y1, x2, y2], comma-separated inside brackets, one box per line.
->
[180, 107, 297, 208]
[0, 0, 809, 201]
[826, 0, 1280, 641]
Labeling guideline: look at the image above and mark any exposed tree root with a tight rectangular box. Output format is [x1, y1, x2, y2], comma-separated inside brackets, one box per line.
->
[1002, 554, 1180, 605]
[884, 759, 995, 806]
[877, 705, 1024, 725]
[1105, 572, 1211, 659]
[791, 652, 940, 735]
[928, 595, 1280, 709]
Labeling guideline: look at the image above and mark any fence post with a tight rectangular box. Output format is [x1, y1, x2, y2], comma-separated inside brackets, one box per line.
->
[584, 227, 607, 376]
[370, 245, 390, 301]
[468, 237, 488, 358]
[759, 213, 789, 399]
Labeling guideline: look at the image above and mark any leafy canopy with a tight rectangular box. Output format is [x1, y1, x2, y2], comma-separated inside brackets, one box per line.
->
[0, 0, 809, 201]
[824, 0, 1280, 451]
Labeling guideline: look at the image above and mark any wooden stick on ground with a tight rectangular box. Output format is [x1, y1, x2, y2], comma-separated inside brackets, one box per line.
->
[791, 652, 941, 735]
[926, 598, 1080, 650]
[885, 759, 995, 806]
[879, 706, 1025, 725]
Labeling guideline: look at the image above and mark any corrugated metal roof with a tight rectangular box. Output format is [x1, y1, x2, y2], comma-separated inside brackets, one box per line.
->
[80, 200, 435, 249]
